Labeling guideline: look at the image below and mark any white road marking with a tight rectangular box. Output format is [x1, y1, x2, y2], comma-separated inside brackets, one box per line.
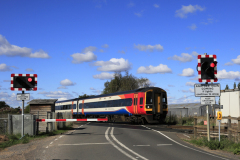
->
[55, 139, 58, 141]
[133, 145, 150, 147]
[105, 127, 137, 160]
[141, 125, 229, 160]
[59, 136, 63, 138]
[111, 127, 148, 160]
[183, 134, 190, 138]
[157, 144, 172, 146]
[50, 142, 53, 145]
[58, 142, 110, 146]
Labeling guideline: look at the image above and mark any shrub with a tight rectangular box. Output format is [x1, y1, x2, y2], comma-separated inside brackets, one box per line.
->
[208, 140, 220, 150]
[234, 148, 240, 155]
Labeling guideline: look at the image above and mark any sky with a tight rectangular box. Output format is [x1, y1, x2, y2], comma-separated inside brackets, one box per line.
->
[0, 0, 240, 108]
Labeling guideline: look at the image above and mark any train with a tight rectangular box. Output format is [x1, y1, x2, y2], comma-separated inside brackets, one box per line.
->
[55, 87, 168, 124]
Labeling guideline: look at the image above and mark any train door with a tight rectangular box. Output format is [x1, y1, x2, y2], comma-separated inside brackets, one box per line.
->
[134, 93, 138, 114]
[154, 93, 161, 114]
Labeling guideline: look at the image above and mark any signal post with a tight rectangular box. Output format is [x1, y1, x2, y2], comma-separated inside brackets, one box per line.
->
[11, 74, 38, 137]
[194, 53, 220, 141]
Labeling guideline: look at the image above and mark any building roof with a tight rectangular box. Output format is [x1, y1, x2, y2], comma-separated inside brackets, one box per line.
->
[27, 99, 58, 105]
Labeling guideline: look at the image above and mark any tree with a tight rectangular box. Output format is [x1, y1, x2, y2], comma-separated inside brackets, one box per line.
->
[78, 94, 95, 99]
[102, 71, 151, 94]
[238, 82, 240, 89]
[225, 84, 229, 90]
[234, 82, 236, 89]
[24, 104, 30, 113]
[0, 101, 10, 109]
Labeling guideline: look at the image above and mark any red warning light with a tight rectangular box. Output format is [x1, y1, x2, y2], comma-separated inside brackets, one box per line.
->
[28, 78, 32, 82]
[210, 62, 215, 68]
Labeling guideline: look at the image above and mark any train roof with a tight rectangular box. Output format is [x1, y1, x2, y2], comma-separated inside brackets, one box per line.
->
[56, 87, 166, 103]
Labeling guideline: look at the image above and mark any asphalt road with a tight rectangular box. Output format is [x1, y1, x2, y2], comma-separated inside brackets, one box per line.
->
[24, 122, 231, 160]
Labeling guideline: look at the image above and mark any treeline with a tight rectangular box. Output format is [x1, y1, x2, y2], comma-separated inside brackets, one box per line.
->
[0, 101, 30, 114]
[225, 82, 240, 90]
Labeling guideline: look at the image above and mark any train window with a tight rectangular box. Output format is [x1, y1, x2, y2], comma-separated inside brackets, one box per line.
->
[79, 103, 82, 109]
[140, 98, 143, 105]
[136, 98, 138, 105]
[126, 98, 132, 106]
[146, 91, 153, 104]
[107, 101, 112, 107]
[162, 93, 167, 103]
[73, 104, 76, 109]
[98, 101, 102, 108]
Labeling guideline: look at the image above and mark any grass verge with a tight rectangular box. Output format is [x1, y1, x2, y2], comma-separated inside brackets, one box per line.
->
[0, 125, 73, 150]
[185, 136, 240, 155]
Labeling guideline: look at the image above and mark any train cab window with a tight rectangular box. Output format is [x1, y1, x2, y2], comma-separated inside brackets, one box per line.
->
[162, 93, 167, 103]
[140, 98, 143, 105]
[146, 91, 153, 104]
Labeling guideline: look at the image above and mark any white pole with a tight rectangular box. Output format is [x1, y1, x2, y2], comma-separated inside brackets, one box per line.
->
[207, 105, 210, 141]
[219, 120, 221, 141]
[22, 91, 24, 137]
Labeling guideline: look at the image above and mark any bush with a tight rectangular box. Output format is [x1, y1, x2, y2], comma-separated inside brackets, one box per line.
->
[208, 140, 220, 150]
[234, 147, 240, 155]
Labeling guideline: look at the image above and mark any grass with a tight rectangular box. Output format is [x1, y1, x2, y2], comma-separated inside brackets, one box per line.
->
[186, 136, 240, 155]
[0, 125, 73, 150]
[164, 115, 195, 126]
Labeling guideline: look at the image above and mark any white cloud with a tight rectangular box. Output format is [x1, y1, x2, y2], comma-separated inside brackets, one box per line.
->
[57, 86, 67, 89]
[82, 46, 97, 53]
[92, 90, 102, 94]
[137, 64, 172, 74]
[186, 82, 195, 86]
[185, 47, 191, 50]
[153, 4, 159, 8]
[118, 50, 125, 54]
[94, 58, 131, 72]
[0, 63, 12, 71]
[38, 91, 73, 99]
[0, 35, 50, 58]
[134, 44, 163, 52]
[60, 79, 76, 86]
[99, 49, 104, 52]
[217, 69, 240, 79]
[175, 4, 205, 18]
[188, 24, 197, 30]
[128, 2, 135, 7]
[71, 51, 97, 64]
[26, 68, 34, 72]
[168, 53, 194, 62]
[101, 44, 109, 48]
[93, 72, 114, 80]
[190, 76, 198, 81]
[189, 88, 194, 93]
[178, 68, 194, 77]
[168, 85, 175, 87]
[90, 87, 95, 90]
[232, 55, 240, 65]
[134, 10, 144, 17]
[191, 51, 199, 56]
[225, 62, 234, 66]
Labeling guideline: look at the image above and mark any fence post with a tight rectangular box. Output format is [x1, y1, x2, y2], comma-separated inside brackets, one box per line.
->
[194, 117, 197, 138]
[238, 117, 240, 142]
[228, 116, 232, 141]
[8, 114, 12, 134]
[37, 111, 39, 135]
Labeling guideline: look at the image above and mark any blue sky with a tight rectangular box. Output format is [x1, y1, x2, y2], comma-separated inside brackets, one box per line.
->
[0, 0, 240, 108]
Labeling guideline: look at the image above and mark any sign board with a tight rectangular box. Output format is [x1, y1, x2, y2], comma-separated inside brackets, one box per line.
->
[204, 121, 207, 125]
[194, 83, 220, 97]
[214, 105, 223, 109]
[200, 97, 215, 105]
[17, 93, 30, 100]
[217, 111, 222, 120]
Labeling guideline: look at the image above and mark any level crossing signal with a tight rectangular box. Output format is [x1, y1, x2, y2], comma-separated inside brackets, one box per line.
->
[11, 74, 37, 91]
[197, 54, 218, 82]
[217, 111, 222, 120]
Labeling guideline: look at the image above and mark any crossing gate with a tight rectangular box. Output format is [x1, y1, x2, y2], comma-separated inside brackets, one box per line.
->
[36, 117, 108, 122]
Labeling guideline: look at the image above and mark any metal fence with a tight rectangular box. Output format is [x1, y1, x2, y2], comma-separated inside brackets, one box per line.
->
[0, 114, 8, 134]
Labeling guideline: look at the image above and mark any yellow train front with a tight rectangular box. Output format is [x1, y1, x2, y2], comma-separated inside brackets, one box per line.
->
[55, 87, 168, 124]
